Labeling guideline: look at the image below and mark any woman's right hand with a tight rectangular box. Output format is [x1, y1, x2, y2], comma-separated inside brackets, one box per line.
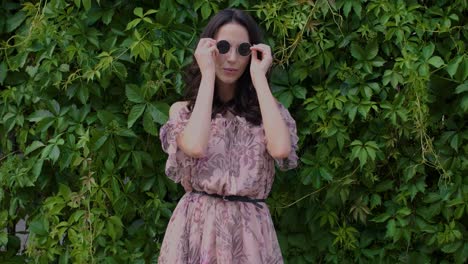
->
[194, 38, 218, 77]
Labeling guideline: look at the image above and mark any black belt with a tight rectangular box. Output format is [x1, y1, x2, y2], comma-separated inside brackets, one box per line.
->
[191, 190, 266, 209]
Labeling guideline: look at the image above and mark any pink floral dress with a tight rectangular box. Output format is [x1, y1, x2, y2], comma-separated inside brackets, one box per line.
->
[158, 102, 299, 264]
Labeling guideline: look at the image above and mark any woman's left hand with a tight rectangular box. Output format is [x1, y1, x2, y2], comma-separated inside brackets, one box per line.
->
[250, 44, 273, 82]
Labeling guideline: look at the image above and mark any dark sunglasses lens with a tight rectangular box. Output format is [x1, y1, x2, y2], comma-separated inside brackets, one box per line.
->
[238, 43, 251, 56]
[216, 40, 230, 54]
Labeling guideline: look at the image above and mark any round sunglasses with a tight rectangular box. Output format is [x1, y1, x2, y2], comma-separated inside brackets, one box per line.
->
[216, 40, 252, 57]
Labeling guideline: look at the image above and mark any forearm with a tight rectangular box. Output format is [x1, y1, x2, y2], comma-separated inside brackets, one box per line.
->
[179, 74, 215, 157]
[254, 76, 291, 158]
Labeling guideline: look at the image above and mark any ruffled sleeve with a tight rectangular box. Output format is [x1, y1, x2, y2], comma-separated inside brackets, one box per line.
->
[274, 103, 299, 171]
[159, 105, 194, 183]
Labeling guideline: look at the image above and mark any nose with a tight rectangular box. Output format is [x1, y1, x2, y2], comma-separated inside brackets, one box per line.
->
[226, 47, 238, 62]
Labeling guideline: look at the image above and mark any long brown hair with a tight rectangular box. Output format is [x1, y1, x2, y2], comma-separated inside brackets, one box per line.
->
[184, 8, 265, 126]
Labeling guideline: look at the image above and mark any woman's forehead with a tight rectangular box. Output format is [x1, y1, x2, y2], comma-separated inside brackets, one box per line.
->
[214, 23, 250, 43]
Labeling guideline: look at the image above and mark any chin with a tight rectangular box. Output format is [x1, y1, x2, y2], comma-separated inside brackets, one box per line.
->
[217, 75, 240, 85]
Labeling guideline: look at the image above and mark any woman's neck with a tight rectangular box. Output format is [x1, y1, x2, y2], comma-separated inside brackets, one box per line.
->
[216, 81, 236, 103]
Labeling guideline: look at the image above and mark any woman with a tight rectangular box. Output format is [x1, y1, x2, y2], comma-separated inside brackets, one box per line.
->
[158, 8, 298, 264]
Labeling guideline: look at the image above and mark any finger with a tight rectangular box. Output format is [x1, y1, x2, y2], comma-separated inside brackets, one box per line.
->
[205, 38, 217, 46]
[251, 45, 271, 58]
[254, 43, 271, 50]
[199, 38, 215, 42]
[199, 38, 216, 47]
[252, 44, 271, 52]
[251, 49, 259, 63]
[208, 45, 218, 55]
[254, 49, 273, 64]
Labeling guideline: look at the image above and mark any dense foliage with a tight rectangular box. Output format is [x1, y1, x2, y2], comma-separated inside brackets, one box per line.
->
[1, 0, 467, 263]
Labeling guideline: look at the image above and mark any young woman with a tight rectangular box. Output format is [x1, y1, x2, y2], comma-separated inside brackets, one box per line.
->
[158, 8, 298, 264]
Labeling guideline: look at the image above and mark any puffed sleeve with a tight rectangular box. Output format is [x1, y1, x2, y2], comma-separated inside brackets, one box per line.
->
[159, 105, 194, 183]
[274, 103, 299, 171]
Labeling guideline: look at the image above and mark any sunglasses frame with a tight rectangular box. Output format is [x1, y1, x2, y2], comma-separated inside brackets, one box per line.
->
[216, 40, 252, 57]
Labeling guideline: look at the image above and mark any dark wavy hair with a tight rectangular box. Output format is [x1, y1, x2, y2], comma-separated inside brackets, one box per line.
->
[183, 8, 265, 126]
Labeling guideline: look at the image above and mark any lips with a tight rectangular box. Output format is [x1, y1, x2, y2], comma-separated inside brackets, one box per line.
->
[223, 68, 238, 73]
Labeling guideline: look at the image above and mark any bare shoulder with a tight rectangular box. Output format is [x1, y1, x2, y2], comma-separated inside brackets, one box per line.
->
[169, 101, 189, 119]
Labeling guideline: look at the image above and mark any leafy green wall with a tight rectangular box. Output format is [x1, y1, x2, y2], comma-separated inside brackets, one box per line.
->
[1, 0, 467, 263]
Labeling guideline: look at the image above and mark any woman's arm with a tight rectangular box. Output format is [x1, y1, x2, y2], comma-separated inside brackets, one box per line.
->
[255, 76, 291, 159]
[174, 38, 218, 158]
[175, 74, 215, 158]
[250, 44, 291, 159]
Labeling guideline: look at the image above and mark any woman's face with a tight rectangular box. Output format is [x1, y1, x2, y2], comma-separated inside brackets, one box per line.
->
[214, 22, 251, 88]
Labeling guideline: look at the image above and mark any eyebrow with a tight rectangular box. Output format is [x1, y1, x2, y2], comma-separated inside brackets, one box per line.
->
[218, 39, 250, 45]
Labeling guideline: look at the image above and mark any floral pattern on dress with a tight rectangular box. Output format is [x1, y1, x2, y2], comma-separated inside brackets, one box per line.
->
[158, 102, 298, 263]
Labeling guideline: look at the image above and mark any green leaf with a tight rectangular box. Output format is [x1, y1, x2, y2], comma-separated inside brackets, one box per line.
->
[143, 110, 158, 136]
[115, 129, 137, 138]
[29, 218, 49, 236]
[132, 151, 143, 171]
[300, 167, 314, 185]
[370, 194, 381, 209]
[32, 159, 44, 179]
[459, 57, 468, 81]
[6, 11, 27, 32]
[107, 215, 123, 241]
[0, 231, 7, 246]
[277, 91, 293, 108]
[10, 52, 28, 70]
[386, 219, 396, 238]
[461, 95, 468, 112]
[350, 43, 365, 60]
[375, 180, 393, 192]
[102, 8, 114, 25]
[59, 64, 70, 72]
[0, 61, 7, 85]
[69, 210, 85, 223]
[455, 83, 468, 94]
[134, 7, 144, 18]
[26, 65, 38, 77]
[127, 104, 146, 128]
[131, 39, 152, 61]
[343, 1, 352, 17]
[24, 141, 45, 155]
[201, 2, 212, 20]
[352, 0, 362, 18]
[93, 135, 108, 151]
[319, 167, 333, 181]
[28, 110, 54, 122]
[347, 104, 358, 121]
[49, 145, 60, 163]
[428, 56, 444, 68]
[148, 102, 169, 125]
[141, 177, 156, 192]
[397, 207, 412, 217]
[126, 18, 142, 30]
[144, 9, 158, 16]
[125, 84, 145, 103]
[97, 110, 115, 125]
[366, 42, 378, 60]
[446, 56, 463, 77]
[441, 241, 462, 253]
[357, 148, 368, 167]
[292, 86, 307, 99]
[422, 43, 434, 60]
[83, 0, 91, 12]
[450, 133, 459, 151]
[77, 86, 89, 104]
[113, 62, 127, 80]
[117, 152, 131, 170]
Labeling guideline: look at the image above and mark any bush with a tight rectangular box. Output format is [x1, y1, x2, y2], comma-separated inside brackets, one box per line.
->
[0, 0, 467, 263]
